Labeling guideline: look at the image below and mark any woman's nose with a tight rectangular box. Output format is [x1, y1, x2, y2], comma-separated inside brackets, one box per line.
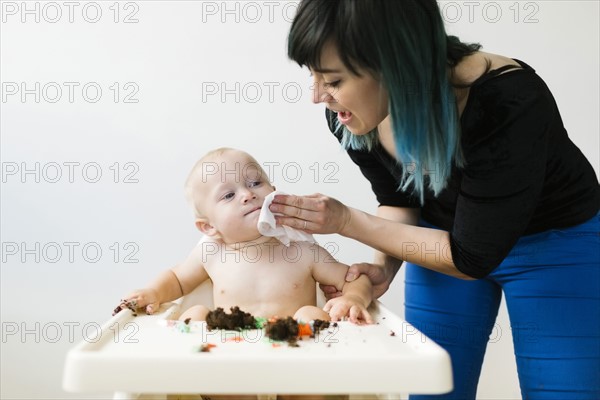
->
[311, 80, 334, 104]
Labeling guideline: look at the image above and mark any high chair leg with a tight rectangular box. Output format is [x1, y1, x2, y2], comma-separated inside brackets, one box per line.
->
[113, 392, 139, 400]
[113, 393, 168, 400]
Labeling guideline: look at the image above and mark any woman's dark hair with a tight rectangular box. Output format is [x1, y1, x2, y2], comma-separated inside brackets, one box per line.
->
[288, 0, 482, 202]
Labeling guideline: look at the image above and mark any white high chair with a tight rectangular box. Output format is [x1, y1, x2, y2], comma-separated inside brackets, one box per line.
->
[63, 281, 452, 399]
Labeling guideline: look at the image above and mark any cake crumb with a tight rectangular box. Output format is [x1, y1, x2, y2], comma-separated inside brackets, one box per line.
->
[265, 317, 299, 342]
[206, 307, 256, 331]
[112, 299, 139, 317]
[264, 317, 331, 346]
[198, 343, 216, 352]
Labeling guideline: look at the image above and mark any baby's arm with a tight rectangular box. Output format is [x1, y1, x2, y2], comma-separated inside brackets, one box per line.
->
[310, 244, 374, 324]
[324, 275, 373, 323]
[122, 242, 209, 314]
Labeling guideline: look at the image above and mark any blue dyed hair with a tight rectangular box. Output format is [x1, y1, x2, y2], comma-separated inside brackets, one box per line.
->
[288, 0, 482, 203]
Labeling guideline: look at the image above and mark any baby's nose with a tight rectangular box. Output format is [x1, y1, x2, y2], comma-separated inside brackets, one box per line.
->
[241, 190, 256, 202]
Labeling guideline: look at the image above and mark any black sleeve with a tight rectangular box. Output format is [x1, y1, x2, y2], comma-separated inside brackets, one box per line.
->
[325, 109, 420, 208]
[450, 77, 551, 278]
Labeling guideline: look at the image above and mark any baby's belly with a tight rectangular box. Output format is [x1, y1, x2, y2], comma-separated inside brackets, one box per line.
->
[212, 285, 317, 318]
[208, 263, 318, 318]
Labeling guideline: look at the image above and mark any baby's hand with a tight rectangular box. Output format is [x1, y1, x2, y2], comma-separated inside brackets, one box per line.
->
[323, 295, 374, 325]
[115, 288, 160, 316]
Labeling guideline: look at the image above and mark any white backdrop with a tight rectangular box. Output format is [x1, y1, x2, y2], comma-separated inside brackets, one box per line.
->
[1, 1, 598, 399]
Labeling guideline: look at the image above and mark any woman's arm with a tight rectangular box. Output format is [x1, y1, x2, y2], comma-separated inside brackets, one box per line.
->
[371, 206, 422, 290]
[373, 206, 419, 275]
[345, 205, 473, 279]
[271, 195, 472, 279]
[341, 206, 424, 297]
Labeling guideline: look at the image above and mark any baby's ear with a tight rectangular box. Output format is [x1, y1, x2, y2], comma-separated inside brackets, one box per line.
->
[195, 219, 218, 237]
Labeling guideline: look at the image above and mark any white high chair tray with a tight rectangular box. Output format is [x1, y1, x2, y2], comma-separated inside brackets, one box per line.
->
[64, 293, 452, 395]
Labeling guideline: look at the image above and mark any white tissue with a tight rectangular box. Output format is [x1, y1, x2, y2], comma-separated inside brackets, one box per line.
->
[257, 191, 316, 246]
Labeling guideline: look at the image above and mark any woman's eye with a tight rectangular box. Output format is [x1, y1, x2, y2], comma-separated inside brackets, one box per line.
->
[324, 80, 341, 88]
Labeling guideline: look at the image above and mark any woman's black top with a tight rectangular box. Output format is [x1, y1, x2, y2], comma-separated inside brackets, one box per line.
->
[328, 59, 600, 278]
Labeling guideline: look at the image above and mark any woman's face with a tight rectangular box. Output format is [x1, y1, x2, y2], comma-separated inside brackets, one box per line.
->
[310, 41, 389, 135]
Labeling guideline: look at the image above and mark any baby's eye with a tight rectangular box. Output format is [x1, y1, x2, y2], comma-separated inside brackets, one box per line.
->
[222, 192, 235, 200]
[248, 181, 262, 188]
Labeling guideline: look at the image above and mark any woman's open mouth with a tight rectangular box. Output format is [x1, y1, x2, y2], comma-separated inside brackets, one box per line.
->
[338, 111, 353, 125]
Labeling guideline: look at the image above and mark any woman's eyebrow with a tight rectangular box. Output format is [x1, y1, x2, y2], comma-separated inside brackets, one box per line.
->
[312, 67, 342, 73]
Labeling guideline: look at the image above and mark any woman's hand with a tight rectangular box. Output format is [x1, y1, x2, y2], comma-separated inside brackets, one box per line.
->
[320, 263, 396, 300]
[269, 193, 352, 235]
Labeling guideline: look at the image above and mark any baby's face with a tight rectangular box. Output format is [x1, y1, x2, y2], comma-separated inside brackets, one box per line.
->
[197, 151, 274, 243]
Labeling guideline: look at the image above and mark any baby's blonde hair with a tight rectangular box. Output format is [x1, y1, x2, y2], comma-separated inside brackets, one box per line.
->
[184, 147, 268, 218]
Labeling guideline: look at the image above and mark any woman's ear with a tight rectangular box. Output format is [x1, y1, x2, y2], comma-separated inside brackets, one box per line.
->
[195, 218, 219, 237]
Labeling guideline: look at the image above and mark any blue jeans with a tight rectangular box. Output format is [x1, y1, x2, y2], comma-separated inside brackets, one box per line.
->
[406, 213, 600, 399]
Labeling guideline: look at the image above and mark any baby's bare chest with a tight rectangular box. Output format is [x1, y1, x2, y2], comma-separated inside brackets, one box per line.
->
[204, 249, 315, 294]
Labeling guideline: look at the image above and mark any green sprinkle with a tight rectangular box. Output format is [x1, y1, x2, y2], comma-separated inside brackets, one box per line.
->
[254, 317, 268, 329]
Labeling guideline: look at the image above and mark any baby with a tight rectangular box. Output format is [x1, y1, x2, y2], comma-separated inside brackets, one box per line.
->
[121, 147, 373, 324]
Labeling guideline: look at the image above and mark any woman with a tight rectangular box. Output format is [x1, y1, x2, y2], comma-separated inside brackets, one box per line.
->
[270, 1, 600, 399]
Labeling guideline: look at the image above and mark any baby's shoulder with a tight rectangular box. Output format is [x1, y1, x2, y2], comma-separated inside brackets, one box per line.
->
[262, 240, 322, 265]
[191, 236, 225, 258]
[292, 241, 335, 263]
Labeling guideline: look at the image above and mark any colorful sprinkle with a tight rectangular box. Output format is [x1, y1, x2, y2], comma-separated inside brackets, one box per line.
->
[198, 343, 217, 352]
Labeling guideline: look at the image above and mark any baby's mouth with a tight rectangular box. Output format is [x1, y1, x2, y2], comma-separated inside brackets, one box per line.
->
[244, 206, 262, 216]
